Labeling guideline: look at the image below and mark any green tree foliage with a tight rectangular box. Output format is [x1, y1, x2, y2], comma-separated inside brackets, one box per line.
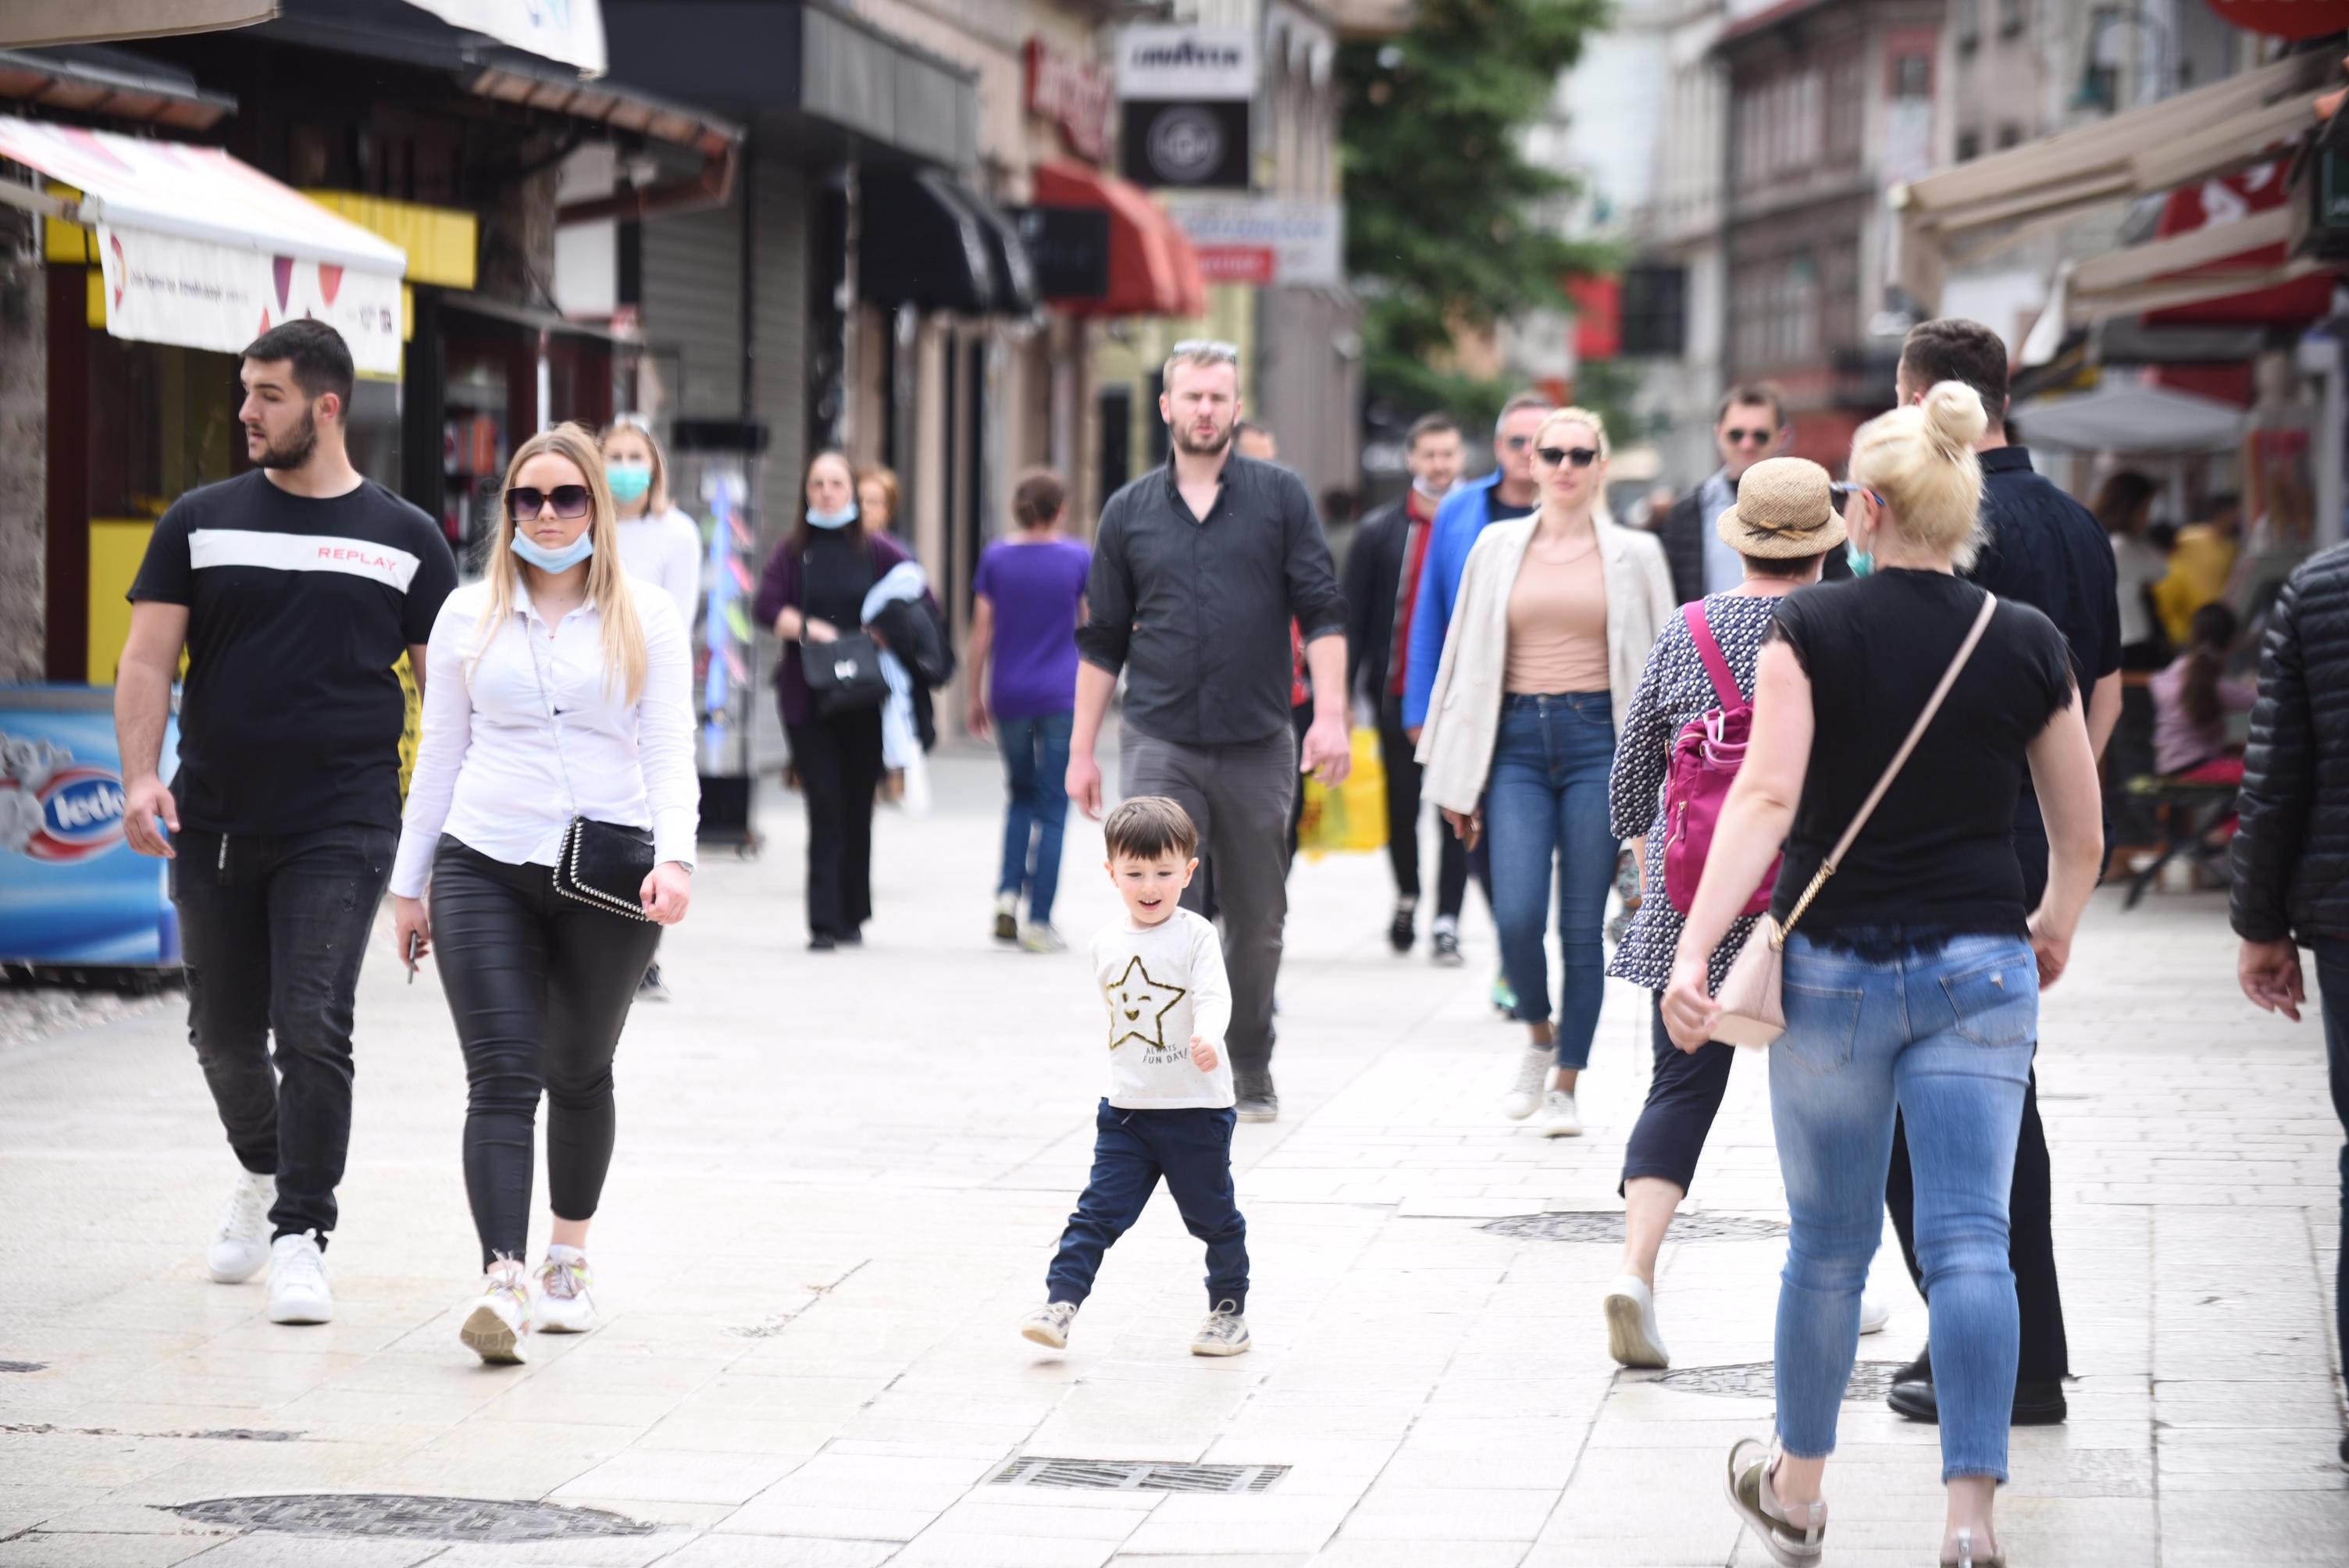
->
[1340, 0, 1619, 426]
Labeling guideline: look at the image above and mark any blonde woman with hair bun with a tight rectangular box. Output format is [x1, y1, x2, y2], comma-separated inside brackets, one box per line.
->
[1415, 404, 1675, 1139]
[1660, 379, 2105, 1567]
[391, 421, 698, 1369]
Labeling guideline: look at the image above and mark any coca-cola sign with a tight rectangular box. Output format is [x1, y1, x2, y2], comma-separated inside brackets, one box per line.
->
[1025, 38, 1113, 164]
[2205, 0, 2349, 40]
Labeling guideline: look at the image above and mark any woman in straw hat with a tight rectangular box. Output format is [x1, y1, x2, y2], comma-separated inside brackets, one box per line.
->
[1415, 406, 1675, 1137]
[1663, 383, 2104, 1568]
[1599, 456, 1891, 1370]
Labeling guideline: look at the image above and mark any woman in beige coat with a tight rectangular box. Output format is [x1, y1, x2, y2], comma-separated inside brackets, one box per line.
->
[1417, 407, 1675, 1134]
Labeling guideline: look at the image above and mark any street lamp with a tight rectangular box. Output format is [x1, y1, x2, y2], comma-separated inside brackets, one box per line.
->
[2073, 4, 2175, 113]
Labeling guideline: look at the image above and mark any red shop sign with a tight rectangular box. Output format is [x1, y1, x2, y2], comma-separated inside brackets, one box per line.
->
[2205, 0, 2349, 40]
[1194, 246, 1276, 284]
[1025, 38, 1114, 165]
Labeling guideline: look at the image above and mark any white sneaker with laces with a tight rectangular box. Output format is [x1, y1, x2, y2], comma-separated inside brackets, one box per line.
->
[532, 1254, 597, 1335]
[1602, 1273, 1670, 1368]
[1540, 1088, 1582, 1138]
[266, 1231, 332, 1324]
[461, 1272, 532, 1365]
[1020, 1300, 1078, 1349]
[1503, 1046, 1553, 1120]
[1191, 1301, 1250, 1356]
[1859, 1292, 1890, 1336]
[207, 1170, 276, 1284]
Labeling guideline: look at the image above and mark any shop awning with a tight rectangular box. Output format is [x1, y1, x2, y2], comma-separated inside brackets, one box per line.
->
[957, 184, 1041, 318]
[0, 1, 271, 49]
[862, 167, 1000, 315]
[1032, 160, 1207, 319]
[2012, 373, 2249, 454]
[0, 115, 408, 372]
[1895, 50, 2337, 312]
[0, 47, 237, 130]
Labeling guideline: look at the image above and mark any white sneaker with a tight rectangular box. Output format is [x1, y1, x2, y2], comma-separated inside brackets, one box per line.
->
[1540, 1088, 1583, 1138]
[1502, 1046, 1552, 1120]
[1859, 1292, 1890, 1336]
[206, 1170, 276, 1283]
[1019, 923, 1068, 953]
[1603, 1274, 1670, 1369]
[460, 1274, 532, 1365]
[1191, 1300, 1251, 1356]
[531, 1253, 597, 1335]
[1020, 1300, 1078, 1349]
[265, 1232, 332, 1324]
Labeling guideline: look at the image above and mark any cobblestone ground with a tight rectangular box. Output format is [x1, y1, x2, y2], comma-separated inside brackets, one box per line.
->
[1, 741, 2343, 1566]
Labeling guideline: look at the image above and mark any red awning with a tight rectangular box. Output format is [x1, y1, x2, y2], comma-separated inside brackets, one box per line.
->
[2144, 158, 2334, 329]
[1032, 160, 1206, 319]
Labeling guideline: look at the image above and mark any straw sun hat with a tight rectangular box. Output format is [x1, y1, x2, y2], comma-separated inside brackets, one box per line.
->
[1714, 456, 1847, 560]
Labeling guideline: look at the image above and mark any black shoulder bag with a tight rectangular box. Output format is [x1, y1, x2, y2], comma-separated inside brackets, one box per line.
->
[523, 624, 658, 921]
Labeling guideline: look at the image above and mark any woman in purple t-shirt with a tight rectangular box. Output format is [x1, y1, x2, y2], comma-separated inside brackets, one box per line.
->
[968, 468, 1091, 951]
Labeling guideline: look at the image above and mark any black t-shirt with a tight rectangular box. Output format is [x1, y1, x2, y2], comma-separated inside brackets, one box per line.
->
[128, 470, 458, 835]
[1767, 570, 2076, 937]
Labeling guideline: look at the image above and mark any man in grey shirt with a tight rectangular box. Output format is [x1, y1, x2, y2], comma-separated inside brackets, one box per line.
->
[1068, 340, 1350, 1122]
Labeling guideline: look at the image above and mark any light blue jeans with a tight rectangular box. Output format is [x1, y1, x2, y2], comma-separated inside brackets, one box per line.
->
[1771, 930, 2038, 1483]
[1485, 693, 1619, 1068]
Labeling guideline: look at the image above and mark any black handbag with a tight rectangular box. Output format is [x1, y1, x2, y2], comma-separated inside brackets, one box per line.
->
[803, 629, 889, 716]
[524, 630, 658, 921]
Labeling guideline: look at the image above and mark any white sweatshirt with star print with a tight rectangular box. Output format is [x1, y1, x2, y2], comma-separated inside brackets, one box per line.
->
[1090, 908, 1235, 1110]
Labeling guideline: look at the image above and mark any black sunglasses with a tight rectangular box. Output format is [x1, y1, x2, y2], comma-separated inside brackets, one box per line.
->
[1723, 426, 1774, 446]
[507, 484, 593, 521]
[1535, 445, 1602, 469]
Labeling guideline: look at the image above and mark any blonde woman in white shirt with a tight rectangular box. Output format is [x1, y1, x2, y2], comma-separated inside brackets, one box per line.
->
[390, 422, 697, 1367]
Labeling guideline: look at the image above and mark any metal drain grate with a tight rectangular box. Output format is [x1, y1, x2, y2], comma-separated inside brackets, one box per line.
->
[990, 1457, 1289, 1494]
[1481, 1211, 1788, 1244]
[1647, 1360, 1907, 1403]
[0, 1360, 45, 1374]
[166, 1495, 656, 1542]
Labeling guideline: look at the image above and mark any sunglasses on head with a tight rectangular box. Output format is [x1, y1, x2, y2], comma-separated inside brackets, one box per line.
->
[507, 485, 592, 521]
[1724, 426, 1774, 446]
[1536, 445, 1601, 469]
[1168, 337, 1241, 362]
[1830, 482, 1883, 513]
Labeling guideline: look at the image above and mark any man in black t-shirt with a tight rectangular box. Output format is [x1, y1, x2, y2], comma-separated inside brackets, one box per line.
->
[1873, 319, 2124, 1429]
[116, 320, 457, 1327]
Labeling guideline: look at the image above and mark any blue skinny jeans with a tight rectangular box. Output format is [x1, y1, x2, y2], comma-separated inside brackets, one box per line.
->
[1485, 692, 1618, 1068]
[996, 711, 1073, 925]
[1771, 930, 2038, 1483]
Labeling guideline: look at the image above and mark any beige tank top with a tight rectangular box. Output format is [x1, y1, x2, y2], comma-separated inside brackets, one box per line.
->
[1504, 543, 1609, 694]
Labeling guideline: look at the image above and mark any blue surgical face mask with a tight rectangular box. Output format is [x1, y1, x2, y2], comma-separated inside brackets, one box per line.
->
[605, 460, 653, 503]
[1848, 547, 1873, 578]
[806, 505, 858, 530]
[511, 529, 595, 572]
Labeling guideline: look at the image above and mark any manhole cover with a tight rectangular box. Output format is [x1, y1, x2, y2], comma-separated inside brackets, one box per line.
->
[0, 1361, 45, 1374]
[166, 1495, 656, 1541]
[1648, 1360, 1906, 1403]
[990, 1458, 1288, 1495]
[1481, 1211, 1788, 1244]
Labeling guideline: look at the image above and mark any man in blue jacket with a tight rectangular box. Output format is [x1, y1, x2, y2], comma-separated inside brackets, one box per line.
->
[1400, 390, 1552, 1011]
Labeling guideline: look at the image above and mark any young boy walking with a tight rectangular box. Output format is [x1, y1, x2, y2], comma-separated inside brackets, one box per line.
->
[1021, 796, 1251, 1356]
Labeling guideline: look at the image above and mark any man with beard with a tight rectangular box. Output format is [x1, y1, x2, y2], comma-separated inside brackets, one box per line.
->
[1068, 341, 1349, 1122]
[116, 320, 457, 1327]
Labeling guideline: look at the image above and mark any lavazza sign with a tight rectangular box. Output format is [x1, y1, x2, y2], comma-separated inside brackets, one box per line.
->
[1116, 27, 1257, 101]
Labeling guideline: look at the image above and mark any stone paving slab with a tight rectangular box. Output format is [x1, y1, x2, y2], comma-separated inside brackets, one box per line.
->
[0, 741, 2344, 1565]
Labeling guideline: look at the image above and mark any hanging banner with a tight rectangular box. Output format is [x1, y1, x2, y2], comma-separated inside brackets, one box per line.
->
[95, 226, 405, 374]
[405, 0, 608, 75]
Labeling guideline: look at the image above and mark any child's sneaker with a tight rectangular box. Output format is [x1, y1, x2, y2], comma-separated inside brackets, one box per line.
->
[460, 1269, 532, 1365]
[532, 1252, 597, 1335]
[993, 892, 1020, 944]
[1021, 1300, 1078, 1349]
[1020, 923, 1067, 953]
[1191, 1300, 1250, 1356]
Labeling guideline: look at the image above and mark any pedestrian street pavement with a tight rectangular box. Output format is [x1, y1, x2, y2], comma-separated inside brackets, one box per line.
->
[1, 738, 2345, 1566]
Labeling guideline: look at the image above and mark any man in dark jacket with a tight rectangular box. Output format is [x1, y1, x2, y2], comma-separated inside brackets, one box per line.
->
[1657, 384, 1848, 604]
[2231, 540, 2349, 1466]
[1345, 413, 1467, 957]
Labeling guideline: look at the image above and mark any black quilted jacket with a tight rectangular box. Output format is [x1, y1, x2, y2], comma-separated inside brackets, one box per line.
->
[2231, 542, 2349, 943]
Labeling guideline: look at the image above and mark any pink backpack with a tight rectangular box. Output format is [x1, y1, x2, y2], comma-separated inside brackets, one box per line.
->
[1663, 602, 1779, 917]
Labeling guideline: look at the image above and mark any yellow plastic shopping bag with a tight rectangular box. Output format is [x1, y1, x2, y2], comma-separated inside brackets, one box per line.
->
[1296, 725, 1388, 858]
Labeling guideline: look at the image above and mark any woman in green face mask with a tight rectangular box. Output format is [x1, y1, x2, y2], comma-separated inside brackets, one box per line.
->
[599, 415, 704, 1004]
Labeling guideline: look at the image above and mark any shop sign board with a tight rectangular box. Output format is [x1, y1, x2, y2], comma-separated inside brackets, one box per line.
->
[1025, 38, 1113, 164]
[2205, 0, 2349, 41]
[0, 690, 180, 967]
[1117, 27, 1255, 191]
[406, 0, 608, 75]
[1012, 205, 1113, 300]
[97, 226, 405, 373]
[1164, 198, 1343, 287]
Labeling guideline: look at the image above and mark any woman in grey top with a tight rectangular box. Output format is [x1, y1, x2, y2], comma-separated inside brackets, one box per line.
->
[1599, 458, 1883, 1370]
